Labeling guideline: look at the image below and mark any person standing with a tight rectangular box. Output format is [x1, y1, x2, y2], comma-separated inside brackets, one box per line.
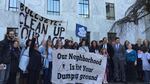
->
[7, 40, 20, 84]
[124, 40, 130, 50]
[100, 48, 109, 84]
[72, 42, 79, 50]
[28, 36, 42, 84]
[39, 39, 53, 84]
[79, 39, 89, 52]
[134, 39, 143, 52]
[99, 37, 114, 82]
[142, 39, 150, 53]
[126, 43, 137, 83]
[0, 30, 15, 84]
[112, 37, 126, 82]
[138, 46, 150, 84]
[89, 40, 99, 53]
[64, 40, 73, 49]
[98, 40, 103, 47]
[54, 39, 64, 49]
[134, 39, 143, 81]
[19, 39, 31, 84]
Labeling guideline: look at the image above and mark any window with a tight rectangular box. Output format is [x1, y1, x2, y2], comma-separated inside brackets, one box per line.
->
[79, 0, 89, 17]
[47, 0, 60, 15]
[8, 0, 18, 11]
[106, 3, 115, 20]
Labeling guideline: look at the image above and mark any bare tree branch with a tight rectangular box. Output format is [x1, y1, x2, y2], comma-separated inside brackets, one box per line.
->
[110, 0, 150, 32]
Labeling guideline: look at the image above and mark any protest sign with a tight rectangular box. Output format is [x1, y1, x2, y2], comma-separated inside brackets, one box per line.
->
[19, 3, 66, 44]
[52, 49, 107, 84]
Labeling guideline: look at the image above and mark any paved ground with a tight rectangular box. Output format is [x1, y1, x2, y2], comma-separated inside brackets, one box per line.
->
[108, 82, 144, 84]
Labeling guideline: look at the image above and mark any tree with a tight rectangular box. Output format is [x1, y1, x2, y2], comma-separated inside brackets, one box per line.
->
[110, 0, 150, 32]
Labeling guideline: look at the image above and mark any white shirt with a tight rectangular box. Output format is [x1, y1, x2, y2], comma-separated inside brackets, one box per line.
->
[116, 44, 120, 49]
[39, 46, 53, 62]
[127, 49, 133, 53]
[47, 48, 53, 62]
[79, 46, 89, 52]
[138, 52, 150, 71]
[22, 47, 29, 57]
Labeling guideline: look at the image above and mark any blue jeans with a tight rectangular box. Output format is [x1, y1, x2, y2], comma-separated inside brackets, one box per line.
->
[144, 70, 150, 84]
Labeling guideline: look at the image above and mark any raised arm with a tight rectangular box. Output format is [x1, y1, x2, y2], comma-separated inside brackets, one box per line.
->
[29, 35, 37, 53]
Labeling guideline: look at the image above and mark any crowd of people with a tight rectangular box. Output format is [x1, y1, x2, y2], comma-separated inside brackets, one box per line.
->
[0, 30, 150, 84]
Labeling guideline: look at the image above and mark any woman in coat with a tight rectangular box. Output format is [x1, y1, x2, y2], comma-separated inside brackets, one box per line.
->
[8, 40, 20, 84]
[28, 36, 42, 84]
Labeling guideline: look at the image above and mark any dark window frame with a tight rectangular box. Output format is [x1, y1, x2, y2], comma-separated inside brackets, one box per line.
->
[8, 0, 18, 11]
[47, 0, 60, 15]
[8, 0, 25, 11]
[79, 0, 90, 17]
[106, 2, 115, 20]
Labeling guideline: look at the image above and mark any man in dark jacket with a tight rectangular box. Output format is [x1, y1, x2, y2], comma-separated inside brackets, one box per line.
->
[100, 37, 114, 57]
[99, 37, 114, 82]
[112, 37, 126, 82]
[0, 30, 15, 84]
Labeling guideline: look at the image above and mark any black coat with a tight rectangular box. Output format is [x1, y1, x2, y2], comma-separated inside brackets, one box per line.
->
[133, 44, 142, 52]
[89, 46, 99, 53]
[10, 47, 20, 73]
[0, 38, 14, 64]
[28, 38, 42, 71]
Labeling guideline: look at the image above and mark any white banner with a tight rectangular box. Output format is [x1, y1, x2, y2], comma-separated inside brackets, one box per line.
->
[19, 3, 66, 44]
[52, 49, 107, 84]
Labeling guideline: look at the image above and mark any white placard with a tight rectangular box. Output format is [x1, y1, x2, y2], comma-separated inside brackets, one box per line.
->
[52, 49, 107, 84]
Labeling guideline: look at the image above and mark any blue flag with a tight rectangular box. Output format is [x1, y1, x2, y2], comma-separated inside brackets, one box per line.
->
[76, 24, 87, 38]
